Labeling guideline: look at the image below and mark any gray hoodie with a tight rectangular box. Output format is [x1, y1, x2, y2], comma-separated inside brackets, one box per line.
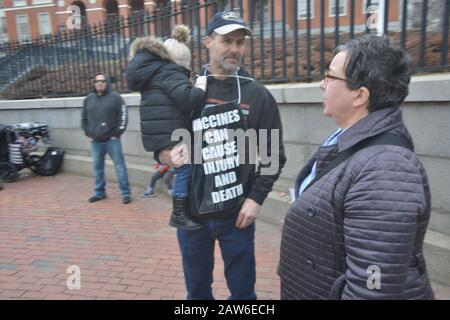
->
[81, 73, 128, 142]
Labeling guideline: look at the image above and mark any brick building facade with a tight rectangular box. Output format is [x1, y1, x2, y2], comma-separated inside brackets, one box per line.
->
[0, 0, 402, 43]
[1, 0, 154, 42]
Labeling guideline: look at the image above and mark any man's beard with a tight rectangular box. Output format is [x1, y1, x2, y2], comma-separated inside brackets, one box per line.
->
[218, 55, 241, 74]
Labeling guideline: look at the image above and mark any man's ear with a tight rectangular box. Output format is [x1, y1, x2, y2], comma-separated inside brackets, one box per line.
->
[204, 36, 212, 49]
[353, 86, 370, 108]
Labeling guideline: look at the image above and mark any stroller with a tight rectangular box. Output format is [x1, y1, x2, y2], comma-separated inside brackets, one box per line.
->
[0, 122, 51, 182]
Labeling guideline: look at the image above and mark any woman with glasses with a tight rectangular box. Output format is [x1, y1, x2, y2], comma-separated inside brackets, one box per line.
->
[279, 36, 434, 300]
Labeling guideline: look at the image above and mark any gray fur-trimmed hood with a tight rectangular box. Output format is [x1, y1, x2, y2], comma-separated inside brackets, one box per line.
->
[128, 36, 173, 62]
[126, 36, 179, 92]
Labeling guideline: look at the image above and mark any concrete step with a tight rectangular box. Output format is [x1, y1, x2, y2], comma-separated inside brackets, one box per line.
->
[61, 153, 450, 298]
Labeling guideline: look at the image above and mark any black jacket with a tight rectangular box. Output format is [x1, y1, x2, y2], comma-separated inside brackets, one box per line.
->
[81, 75, 127, 142]
[126, 37, 206, 152]
[188, 66, 286, 219]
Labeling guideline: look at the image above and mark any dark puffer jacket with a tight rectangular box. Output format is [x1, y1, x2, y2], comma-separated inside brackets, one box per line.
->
[126, 37, 205, 152]
[280, 106, 434, 300]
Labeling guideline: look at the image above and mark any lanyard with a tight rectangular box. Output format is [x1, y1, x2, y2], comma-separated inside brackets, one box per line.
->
[202, 65, 255, 105]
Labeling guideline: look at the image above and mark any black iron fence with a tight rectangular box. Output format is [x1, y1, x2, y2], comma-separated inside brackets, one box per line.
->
[0, 0, 449, 100]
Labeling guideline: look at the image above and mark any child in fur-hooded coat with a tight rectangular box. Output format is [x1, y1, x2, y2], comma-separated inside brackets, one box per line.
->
[126, 25, 206, 230]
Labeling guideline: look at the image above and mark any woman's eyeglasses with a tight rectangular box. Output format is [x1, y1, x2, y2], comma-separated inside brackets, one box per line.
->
[94, 80, 106, 84]
[323, 72, 348, 83]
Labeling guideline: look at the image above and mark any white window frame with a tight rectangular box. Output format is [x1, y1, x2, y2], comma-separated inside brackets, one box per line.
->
[32, 0, 53, 5]
[38, 12, 52, 35]
[13, 0, 27, 7]
[16, 14, 30, 41]
[362, 0, 379, 14]
[329, 0, 347, 17]
[297, 0, 315, 20]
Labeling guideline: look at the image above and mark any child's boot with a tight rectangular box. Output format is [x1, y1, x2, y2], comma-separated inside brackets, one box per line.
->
[170, 197, 202, 230]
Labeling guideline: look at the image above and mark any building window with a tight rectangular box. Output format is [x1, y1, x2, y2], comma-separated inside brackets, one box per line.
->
[0, 15, 8, 43]
[16, 14, 30, 41]
[329, 0, 347, 17]
[38, 12, 52, 36]
[297, 0, 314, 20]
[215, 0, 231, 12]
[254, 0, 269, 21]
[13, 0, 27, 7]
[363, 0, 379, 14]
[58, 24, 66, 33]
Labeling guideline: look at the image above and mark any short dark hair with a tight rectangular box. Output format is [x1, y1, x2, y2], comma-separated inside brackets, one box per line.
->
[336, 36, 413, 112]
[94, 72, 107, 80]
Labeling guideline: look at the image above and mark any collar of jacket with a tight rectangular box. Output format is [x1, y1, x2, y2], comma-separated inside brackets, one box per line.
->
[337, 106, 405, 152]
[312, 106, 407, 172]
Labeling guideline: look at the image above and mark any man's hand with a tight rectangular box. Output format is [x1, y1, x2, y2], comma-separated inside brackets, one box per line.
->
[159, 144, 189, 168]
[235, 198, 262, 229]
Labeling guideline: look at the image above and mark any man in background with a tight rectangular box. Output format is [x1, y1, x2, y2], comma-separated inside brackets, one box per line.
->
[82, 72, 132, 204]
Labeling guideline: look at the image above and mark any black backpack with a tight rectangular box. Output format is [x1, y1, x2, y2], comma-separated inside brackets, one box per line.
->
[36, 147, 65, 176]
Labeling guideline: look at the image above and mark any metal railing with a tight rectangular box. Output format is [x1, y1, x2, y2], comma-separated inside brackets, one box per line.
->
[0, 0, 449, 100]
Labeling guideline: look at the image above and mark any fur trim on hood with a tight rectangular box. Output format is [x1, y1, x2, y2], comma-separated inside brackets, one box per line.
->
[128, 36, 173, 62]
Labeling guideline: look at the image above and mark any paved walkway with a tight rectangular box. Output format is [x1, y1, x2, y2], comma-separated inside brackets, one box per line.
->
[0, 172, 281, 300]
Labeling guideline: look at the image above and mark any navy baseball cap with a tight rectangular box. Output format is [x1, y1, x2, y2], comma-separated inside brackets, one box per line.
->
[206, 11, 252, 36]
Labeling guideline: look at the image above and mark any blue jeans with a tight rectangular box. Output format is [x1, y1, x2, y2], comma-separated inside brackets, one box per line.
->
[91, 138, 131, 198]
[177, 216, 256, 300]
[172, 164, 191, 198]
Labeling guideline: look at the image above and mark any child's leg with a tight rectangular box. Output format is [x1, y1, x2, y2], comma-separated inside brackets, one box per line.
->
[141, 169, 164, 197]
[170, 164, 201, 230]
[172, 165, 191, 198]
[163, 167, 175, 191]
[150, 170, 165, 189]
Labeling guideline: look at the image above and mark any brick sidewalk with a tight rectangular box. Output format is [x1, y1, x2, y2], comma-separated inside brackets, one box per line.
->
[0, 172, 281, 300]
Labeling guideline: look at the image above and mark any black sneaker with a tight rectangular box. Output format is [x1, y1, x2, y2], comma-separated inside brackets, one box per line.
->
[123, 197, 132, 204]
[89, 194, 106, 203]
[141, 187, 156, 198]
